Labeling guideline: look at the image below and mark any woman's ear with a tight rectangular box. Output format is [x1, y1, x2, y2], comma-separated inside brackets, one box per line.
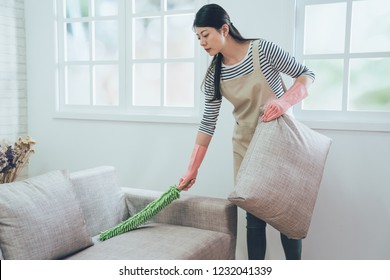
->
[221, 23, 229, 37]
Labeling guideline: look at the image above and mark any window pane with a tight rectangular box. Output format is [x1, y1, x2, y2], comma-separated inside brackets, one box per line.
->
[304, 3, 346, 54]
[94, 65, 119, 106]
[66, 66, 90, 105]
[95, 0, 118, 16]
[165, 63, 194, 107]
[166, 0, 195, 11]
[350, 0, 390, 53]
[94, 21, 118, 60]
[349, 58, 390, 112]
[133, 63, 161, 106]
[166, 14, 194, 58]
[133, 17, 161, 59]
[66, 22, 89, 61]
[66, 0, 89, 18]
[303, 59, 344, 111]
[133, 0, 161, 13]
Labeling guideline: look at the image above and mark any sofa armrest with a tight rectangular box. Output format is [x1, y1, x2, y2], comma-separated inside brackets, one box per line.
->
[122, 187, 237, 238]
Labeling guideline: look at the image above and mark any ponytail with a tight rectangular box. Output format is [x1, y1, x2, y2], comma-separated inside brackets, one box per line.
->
[212, 53, 223, 100]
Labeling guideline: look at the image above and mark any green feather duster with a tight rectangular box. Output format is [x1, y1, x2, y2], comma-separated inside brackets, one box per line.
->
[99, 185, 180, 241]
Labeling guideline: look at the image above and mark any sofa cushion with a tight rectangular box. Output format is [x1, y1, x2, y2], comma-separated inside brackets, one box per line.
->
[0, 170, 93, 259]
[69, 166, 127, 237]
[229, 114, 332, 239]
[65, 223, 234, 260]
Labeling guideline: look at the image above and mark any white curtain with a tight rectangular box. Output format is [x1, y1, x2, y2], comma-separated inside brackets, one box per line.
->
[0, 0, 27, 142]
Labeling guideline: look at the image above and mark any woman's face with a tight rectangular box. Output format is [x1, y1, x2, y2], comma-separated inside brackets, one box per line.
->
[195, 26, 226, 56]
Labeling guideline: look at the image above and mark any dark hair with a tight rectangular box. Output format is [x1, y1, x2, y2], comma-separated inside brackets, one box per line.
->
[193, 4, 248, 100]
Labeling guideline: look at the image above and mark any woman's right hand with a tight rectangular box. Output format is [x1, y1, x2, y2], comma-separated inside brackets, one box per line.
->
[178, 174, 197, 191]
[178, 144, 207, 191]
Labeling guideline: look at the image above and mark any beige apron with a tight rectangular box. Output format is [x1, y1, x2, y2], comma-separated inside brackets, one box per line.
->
[220, 40, 276, 179]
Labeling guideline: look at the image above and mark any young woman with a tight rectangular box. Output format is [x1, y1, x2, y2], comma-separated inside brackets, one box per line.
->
[178, 4, 315, 260]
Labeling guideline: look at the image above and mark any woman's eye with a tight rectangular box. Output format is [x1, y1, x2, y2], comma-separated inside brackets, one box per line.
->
[197, 34, 208, 40]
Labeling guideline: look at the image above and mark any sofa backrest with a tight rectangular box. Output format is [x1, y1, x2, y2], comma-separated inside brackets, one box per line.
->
[70, 166, 128, 237]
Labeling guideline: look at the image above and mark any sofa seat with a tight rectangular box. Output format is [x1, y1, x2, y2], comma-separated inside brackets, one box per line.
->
[66, 223, 232, 260]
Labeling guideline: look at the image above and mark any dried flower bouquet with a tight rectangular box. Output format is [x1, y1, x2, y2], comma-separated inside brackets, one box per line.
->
[0, 136, 36, 184]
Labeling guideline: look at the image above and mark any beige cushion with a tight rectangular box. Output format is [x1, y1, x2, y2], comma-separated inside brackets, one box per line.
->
[0, 170, 93, 259]
[65, 223, 234, 260]
[69, 166, 127, 237]
[228, 114, 332, 239]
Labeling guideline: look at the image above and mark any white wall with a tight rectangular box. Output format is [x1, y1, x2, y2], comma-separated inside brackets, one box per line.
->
[25, 0, 390, 260]
[0, 0, 28, 141]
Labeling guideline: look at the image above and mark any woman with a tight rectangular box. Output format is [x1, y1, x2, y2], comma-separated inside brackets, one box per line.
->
[178, 4, 315, 260]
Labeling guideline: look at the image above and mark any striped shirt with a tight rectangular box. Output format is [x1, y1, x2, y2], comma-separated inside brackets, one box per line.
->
[199, 39, 315, 136]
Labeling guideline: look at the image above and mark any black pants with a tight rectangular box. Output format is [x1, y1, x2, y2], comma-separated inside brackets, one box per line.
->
[246, 212, 302, 260]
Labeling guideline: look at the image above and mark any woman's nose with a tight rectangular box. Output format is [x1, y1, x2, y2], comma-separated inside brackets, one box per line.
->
[200, 38, 206, 46]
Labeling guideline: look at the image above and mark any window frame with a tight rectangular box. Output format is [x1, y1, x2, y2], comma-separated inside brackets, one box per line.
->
[54, 0, 208, 124]
[294, 0, 390, 132]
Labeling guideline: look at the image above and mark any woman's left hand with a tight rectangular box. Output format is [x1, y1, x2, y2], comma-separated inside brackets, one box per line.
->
[262, 80, 309, 122]
[262, 99, 290, 122]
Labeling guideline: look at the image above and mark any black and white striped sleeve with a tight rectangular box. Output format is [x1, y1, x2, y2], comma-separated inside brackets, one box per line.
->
[259, 40, 315, 97]
[198, 69, 222, 136]
[262, 40, 315, 79]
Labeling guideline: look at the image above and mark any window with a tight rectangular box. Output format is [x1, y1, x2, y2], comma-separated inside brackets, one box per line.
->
[295, 0, 390, 131]
[55, 0, 205, 123]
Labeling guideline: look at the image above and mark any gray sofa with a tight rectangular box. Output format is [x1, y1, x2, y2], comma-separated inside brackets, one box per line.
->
[0, 166, 237, 260]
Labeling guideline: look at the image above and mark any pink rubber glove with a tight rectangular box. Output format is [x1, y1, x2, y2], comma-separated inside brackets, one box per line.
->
[179, 144, 207, 191]
[262, 80, 308, 122]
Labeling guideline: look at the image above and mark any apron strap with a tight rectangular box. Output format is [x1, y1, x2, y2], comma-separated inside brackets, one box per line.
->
[252, 40, 261, 71]
[253, 39, 288, 94]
